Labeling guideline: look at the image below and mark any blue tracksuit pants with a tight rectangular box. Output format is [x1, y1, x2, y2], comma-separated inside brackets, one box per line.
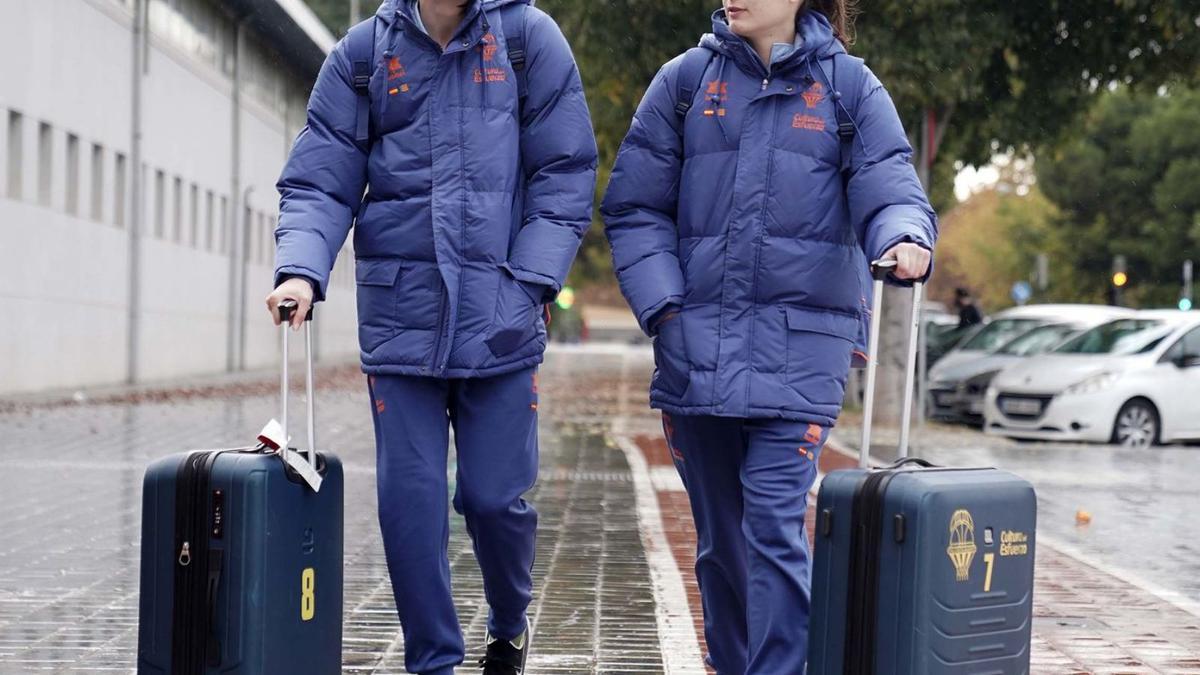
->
[663, 413, 829, 675]
[367, 367, 539, 675]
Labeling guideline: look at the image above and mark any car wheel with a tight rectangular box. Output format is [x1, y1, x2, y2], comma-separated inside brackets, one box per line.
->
[1112, 399, 1160, 448]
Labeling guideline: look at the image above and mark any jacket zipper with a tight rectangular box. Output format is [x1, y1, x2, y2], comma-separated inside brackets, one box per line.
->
[744, 97, 779, 405]
[417, 15, 487, 374]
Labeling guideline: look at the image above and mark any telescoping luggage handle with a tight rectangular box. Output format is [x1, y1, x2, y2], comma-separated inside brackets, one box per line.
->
[276, 300, 322, 491]
[858, 259, 924, 469]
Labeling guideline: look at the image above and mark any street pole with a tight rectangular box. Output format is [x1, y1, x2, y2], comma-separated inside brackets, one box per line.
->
[239, 186, 254, 371]
[1184, 260, 1194, 310]
[350, 0, 361, 26]
[126, 0, 147, 385]
[913, 109, 935, 429]
[228, 19, 247, 371]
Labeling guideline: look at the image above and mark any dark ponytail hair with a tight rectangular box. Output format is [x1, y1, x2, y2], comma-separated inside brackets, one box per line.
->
[806, 0, 858, 47]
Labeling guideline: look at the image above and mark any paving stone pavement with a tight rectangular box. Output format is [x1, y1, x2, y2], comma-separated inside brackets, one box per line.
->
[0, 351, 662, 674]
[1, 345, 1199, 673]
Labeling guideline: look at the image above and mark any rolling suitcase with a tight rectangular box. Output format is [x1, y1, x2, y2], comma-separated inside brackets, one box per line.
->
[137, 302, 344, 674]
[808, 260, 1036, 674]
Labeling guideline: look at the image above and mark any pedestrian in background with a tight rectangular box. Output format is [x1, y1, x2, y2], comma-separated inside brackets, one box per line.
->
[956, 287, 984, 328]
[602, 0, 936, 671]
[265, 0, 598, 673]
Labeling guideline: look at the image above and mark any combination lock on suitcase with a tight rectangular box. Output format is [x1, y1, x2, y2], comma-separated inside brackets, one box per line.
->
[808, 261, 1037, 674]
[137, 302, 344, 674]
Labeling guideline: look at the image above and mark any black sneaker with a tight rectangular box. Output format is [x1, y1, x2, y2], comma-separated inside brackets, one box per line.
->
[478, 622, 529, 675]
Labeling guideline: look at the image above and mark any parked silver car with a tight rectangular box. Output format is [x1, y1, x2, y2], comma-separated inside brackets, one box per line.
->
[928, 305, 1133, 422]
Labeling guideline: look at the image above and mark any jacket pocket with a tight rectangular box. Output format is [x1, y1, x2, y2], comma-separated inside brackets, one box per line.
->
[784, 306, 856, 407]
[486, 268, 540, 358]
[653, 313, 691, 398]
[355, 259, 403, 353]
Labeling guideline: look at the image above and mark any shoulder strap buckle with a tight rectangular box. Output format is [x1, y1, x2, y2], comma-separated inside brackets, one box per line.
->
[508, 47, 526, 72]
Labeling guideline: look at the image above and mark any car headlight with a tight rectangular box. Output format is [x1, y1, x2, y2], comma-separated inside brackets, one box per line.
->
[1064, 371, 1120, 396]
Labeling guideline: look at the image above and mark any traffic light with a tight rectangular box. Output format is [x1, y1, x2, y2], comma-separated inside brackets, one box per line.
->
[1180, 298, 1193, 311]
[1109, 255, 1128, 307]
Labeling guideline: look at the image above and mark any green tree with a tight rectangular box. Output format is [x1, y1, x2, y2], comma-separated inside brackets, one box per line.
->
[1039, 87, 1200, 308]
[932, 187, 1060, 312]
[305, 0, 356, 36]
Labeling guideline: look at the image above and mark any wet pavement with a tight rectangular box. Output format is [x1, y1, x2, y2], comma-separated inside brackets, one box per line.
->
[0, 348, 663, 674]
[835, 421, 1200, 614]
[0, 344, 1198, 673]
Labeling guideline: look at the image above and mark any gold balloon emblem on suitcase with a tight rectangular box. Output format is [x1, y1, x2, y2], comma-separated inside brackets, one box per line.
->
[947, 509, 978, 582]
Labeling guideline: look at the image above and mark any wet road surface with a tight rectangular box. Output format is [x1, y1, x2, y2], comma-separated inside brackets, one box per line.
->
[1, 345, 1199, 673]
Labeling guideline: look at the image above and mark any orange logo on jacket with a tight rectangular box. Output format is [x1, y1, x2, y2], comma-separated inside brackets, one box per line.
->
[481, 33, 498, 61]
[387, 57, 406, 80]
[793, 113, 825, 131]
[802, 81, 825, 109]
[387, 57, 409, 95]
[473, 67, 508, 83]
[703, 80, 729, 117]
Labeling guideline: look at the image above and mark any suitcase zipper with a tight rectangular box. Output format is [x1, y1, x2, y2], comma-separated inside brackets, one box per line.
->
[171, 451, 220, 675]
[843, 469, 900, 675]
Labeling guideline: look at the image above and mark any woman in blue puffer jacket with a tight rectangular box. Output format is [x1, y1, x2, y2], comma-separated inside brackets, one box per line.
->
[268, 1, 597, 673]
[602, 1, 935, 672]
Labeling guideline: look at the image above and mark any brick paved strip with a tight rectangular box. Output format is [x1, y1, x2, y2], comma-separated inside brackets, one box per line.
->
[613, 434, 708, 674]
[628, 432, 1200, 674]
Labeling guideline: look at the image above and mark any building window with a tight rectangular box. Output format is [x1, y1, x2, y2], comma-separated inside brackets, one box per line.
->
[154, 169, 165, 238]
[90, 144, 104, 222]
[189, 183, 198, 247]
[37, 122, 52, 207]
[268, 214, 277, 266]
[204, 189, 215, 251]
[219, 195, 228, 254]
[242, 205, 252, 261]
[114, 153, 127, 227]
[172, 176, 183, 242]
[65, 133, 80, 216]
[6, 111, 21, 200]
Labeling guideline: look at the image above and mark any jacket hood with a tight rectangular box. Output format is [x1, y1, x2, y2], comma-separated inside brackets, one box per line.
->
[375, 0, 529, 24]
[699, 8, 843, 73]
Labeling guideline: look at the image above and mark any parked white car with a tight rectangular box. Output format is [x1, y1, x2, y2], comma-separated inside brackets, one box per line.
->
[930, 304, 1135, 376]
[927, 307, 1129, 422]
[929, 305, 1136, 412]
[984, 311, 1200, 447]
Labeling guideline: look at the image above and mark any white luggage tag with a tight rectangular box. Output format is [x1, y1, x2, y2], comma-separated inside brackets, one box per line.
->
[257, 419, 287, 450]
[257, 419, 323, 493]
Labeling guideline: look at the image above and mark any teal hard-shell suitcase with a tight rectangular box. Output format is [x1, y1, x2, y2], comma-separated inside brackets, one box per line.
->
[808, 262, 1037, 674]
[137, 305, 344, 674]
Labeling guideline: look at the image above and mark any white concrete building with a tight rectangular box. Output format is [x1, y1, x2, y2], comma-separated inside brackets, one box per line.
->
[0, 0, 359, 395]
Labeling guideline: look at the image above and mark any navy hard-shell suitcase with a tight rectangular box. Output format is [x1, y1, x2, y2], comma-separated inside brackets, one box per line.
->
[137, 304, 344, 674]
[808, 262, 1037, 674]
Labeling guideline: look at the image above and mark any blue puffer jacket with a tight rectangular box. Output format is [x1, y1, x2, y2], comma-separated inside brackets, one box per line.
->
[602, 9, 937, 425]
[275, 0, 597, 378]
